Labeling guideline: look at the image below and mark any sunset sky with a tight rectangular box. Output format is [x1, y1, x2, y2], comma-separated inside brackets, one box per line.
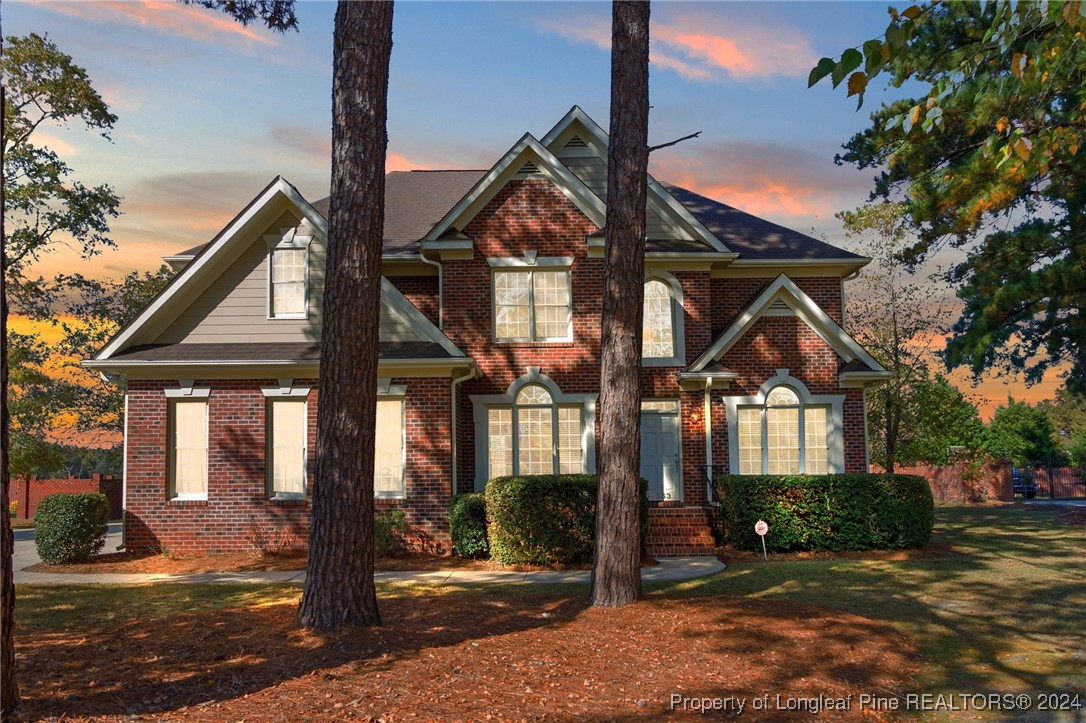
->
[5, 0, 1066, 417]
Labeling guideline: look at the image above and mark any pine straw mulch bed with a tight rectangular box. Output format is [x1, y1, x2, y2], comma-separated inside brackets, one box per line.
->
[25, 552, 660, 575]
[13, 592, 918, 721]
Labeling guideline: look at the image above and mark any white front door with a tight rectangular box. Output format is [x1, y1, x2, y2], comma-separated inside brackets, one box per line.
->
[640, 411, 681, 502]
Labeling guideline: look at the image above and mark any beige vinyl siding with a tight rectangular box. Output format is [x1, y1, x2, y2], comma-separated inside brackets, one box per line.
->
[155, 211, 425, 345]
[555, 146, 686, 241]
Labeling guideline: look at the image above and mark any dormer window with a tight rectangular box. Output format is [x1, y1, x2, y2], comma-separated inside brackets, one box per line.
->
[267, 228, 311, 319]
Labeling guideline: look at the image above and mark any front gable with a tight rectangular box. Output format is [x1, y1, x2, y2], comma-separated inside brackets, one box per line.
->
[89, 177, 467, 373]
[688, 274, 892, 387]
[421, 133, 605, 254]
[541, 106, 734, 256]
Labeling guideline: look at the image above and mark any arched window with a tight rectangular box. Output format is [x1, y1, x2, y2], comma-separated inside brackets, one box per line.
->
[642, 276, 683, 364]
[486, 383, 583, 478]
[737, 384, 830, 475]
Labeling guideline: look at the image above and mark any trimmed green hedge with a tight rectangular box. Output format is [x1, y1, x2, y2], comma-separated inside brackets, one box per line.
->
[34, 493, 111, 564]
[449, 493, 489, 558]
[715, 474, 933, 552]
[485, 474, 649, 565]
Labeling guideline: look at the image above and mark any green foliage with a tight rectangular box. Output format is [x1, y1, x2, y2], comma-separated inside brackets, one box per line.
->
[373, 509, 409, 559]
[715, 474, 934, 552]
[983, 398, 1061, 465]
[34, 493, 110, 564]
[448, 493, 488, 558]
[485, 475, 649, 566]
[181, 0, 299, 32]
[2, 33, 120, 307]
[823, 4, 1086, 389]
[1040, 385, 1086, 466]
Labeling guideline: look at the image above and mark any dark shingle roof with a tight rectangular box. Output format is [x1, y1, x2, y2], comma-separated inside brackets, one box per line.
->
[662, 183, 864, 261]
[110, 341, 454, 363]
[171, 171, 861, 262]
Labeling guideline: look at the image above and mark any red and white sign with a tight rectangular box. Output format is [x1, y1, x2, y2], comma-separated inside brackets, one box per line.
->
[755, 520, 769, 536]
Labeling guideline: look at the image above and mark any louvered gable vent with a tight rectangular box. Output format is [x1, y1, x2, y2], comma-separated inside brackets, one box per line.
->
[516, 160, 541, 177]
[764, 297, 795, 316]
[565, 135, 588, 149]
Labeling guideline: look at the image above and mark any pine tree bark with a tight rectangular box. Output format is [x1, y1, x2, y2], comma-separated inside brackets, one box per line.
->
[590, 0, 650, 608]
[1, 2, 20, 710]
[296, 0, 393, 630]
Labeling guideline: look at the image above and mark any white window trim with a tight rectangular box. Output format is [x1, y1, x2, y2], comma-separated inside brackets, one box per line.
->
[166, 388, 211, 501]
[641, 271, 685, 367]
[262, 383, 311, 500]
[490, 260, 573, 343]
[266, 228, 313, 320]
[375, 391, 408, 500]
[471, 368, 597, 490]
[724, 369, 845, 475]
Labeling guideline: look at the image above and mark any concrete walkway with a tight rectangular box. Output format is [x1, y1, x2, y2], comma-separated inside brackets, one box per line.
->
[12, 525, 724, 586]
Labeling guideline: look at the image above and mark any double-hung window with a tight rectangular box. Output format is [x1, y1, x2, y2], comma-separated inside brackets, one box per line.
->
[267, 398, 307, 498]
[493, 269, 571, 342]
[270, 247, 308, 318]
[374, 397, 406, 498]
[169, 398, 208, 500]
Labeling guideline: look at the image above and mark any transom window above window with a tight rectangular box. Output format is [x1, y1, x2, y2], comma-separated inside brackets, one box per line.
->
[493, 269, 571, 342]
[737, 384, 830, 475]
[270, 248, 308, 318]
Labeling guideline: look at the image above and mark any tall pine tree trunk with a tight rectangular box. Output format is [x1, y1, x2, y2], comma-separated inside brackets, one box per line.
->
[1, 3, 20, 711]
[297, 0, 393, 630]
[590, 0, 650, 608]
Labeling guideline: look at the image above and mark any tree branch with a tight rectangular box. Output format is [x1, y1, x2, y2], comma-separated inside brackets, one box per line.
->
[648, 131, 701, 153]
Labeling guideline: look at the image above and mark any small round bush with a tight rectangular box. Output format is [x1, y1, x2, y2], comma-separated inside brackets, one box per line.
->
[35, 493, 111, 564]
[449, 493, 488, 558]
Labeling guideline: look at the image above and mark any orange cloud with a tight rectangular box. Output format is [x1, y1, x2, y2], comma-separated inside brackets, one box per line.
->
[41, 1, 278, 48]
[536, 9, 816, 82]
[387, 152, 431, 172]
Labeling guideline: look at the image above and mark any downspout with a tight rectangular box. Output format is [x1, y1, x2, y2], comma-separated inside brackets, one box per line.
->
[120, 389, 129, 550]
[704, 377, 717, 506]
[418, 251, 444, 330]
[450, 365, 478, 497]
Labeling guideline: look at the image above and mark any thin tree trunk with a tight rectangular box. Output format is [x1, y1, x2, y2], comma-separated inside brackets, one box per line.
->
[590, 0, 650, 608]
[297, 0, 393, 630]
[1, 1, 19, 711]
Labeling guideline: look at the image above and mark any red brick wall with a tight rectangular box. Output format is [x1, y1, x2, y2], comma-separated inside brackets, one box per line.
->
[388, 275, 440, 327]
[710, 276, 843, 332]
[895, 462, 1013, 502]
[10, 474, 122, 520]
[124, 377, 452, 554]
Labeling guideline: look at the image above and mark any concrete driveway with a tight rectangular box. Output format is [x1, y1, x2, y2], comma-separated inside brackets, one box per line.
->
[12, 522, 124, 572]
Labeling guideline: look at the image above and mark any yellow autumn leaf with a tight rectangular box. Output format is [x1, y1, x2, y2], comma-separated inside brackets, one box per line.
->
[1011, 52, 1027, 79]
[1070, 144, 1080, 156]
[996, 116, 1010, 134]
[847, 71, 868, 97]
[1014, 137, 1032, 161]
[908, 105, 921, 127]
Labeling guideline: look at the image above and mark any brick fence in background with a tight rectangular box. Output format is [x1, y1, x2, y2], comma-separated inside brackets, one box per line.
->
[893, 462, 1013, 503]
[10, 474, 123, 520]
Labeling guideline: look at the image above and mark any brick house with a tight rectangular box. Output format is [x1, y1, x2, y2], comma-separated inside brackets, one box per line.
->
[86, 107, 891, 555]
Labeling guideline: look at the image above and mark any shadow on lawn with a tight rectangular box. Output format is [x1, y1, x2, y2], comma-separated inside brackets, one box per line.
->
[15, 593, 585, 718]
[664, 506, 1086, 693]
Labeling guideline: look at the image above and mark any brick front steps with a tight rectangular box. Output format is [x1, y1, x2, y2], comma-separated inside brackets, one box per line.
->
[645, 507, 717, 557]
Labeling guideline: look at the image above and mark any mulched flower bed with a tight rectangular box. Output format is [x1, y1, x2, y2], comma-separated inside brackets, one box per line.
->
[13, 593, 918, 721]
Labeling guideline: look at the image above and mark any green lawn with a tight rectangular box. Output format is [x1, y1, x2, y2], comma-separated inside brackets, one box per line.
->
[665, 504, 1086, 693]
[16, 505, 1085, 698]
